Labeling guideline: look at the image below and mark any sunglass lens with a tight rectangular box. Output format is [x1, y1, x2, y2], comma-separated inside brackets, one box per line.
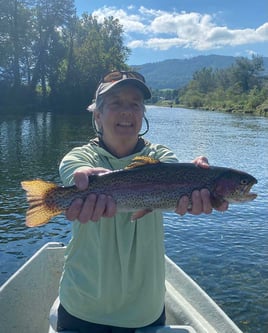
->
[102, 71, 145, 83]
[103, 71, 122, 83]
[127, 72, 145, 82]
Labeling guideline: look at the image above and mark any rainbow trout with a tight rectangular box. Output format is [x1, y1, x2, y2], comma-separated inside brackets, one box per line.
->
[21, 156, 257, 227]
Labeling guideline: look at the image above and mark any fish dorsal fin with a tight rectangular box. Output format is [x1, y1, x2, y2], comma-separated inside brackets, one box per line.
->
[125, 156, 160, 169]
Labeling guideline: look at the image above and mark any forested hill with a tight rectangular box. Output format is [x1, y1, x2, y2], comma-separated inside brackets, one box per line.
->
[133, 55, 268, 89]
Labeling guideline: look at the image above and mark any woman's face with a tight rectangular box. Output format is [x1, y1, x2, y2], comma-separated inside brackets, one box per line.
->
[94, 85, 145, 146]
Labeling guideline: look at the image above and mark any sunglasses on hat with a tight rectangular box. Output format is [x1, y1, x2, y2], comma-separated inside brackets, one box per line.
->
[100, 70, 146, 84]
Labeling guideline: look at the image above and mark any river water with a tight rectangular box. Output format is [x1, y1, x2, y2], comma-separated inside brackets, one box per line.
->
[0, 106, 267, 333]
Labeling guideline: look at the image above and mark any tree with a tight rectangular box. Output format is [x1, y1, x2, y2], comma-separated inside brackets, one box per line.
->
[0, 0, 32, 87]
[230, 55, 264, 92]
[0, 0, 131, 112]
[192, 67, 216, 93]
[178, 55, 267, 114]
[61, 14, 130, 109]
[30, 0, 76, 100]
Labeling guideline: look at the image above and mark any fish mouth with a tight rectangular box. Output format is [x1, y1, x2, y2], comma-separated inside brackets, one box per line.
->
[245, 181, 258, 199]
[241, 192, 257, 201]
[226, 183, 257, 203]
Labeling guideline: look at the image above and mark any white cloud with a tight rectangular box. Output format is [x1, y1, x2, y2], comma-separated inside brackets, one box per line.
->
[146, 38, 186, 50]
[92, 6, 146, 33]
[255, 22, 268, 41]
[92, 6, 268, 52]
[138, 6, 163, 18]
[128, 40, 145, 48]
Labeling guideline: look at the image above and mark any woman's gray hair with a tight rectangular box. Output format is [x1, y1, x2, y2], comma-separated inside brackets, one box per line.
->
[90, 94, 105, 136]
[95, 94, 105, 112]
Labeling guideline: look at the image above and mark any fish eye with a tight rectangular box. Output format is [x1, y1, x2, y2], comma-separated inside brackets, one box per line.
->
[240, 179, 248, 185]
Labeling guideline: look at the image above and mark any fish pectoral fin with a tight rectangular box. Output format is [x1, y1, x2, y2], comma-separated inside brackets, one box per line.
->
[125, 156, 160, 169]
[131, 209, 153, 221]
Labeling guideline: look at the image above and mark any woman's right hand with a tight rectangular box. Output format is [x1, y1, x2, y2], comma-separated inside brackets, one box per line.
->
[65, 167, 117, 223]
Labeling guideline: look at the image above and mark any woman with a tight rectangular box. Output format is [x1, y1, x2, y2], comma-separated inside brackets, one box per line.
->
[57, 70, 228, 332]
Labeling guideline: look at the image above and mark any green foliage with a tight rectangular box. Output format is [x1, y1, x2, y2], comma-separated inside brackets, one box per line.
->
[0, 0, 130, 112]
[178, 56, 268, 115]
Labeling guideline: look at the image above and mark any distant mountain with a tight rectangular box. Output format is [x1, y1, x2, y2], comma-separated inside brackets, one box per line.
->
[133, 55, 268, 89]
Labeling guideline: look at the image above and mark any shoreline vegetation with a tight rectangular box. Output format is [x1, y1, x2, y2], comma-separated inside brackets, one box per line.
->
[152, 56, 268, 117]
[155, 100, 268, 117]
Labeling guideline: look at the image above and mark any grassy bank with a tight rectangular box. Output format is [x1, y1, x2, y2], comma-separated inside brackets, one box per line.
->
[154, 99, 268, 117]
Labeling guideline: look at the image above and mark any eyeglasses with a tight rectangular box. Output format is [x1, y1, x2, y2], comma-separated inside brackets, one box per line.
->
[101, 70, 146, 84]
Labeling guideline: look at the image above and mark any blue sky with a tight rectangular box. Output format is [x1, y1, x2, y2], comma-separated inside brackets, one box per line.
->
[74, 0, 268, 65]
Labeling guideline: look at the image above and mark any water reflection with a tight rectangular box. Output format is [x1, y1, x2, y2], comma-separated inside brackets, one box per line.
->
[0, 111, 93, 282]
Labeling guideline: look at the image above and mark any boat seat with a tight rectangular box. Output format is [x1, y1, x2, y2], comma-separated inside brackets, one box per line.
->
[49, 297, 196, 333]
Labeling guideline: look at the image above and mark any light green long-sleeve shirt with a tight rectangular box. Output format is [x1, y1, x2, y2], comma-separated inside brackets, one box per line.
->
[58, 140, 178, 328]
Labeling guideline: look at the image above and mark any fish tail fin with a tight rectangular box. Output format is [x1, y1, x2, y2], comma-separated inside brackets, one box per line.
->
[21, 179, 62, 227]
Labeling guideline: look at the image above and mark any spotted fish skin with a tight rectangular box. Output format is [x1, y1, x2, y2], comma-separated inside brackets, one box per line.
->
[21, 156, 257, 227]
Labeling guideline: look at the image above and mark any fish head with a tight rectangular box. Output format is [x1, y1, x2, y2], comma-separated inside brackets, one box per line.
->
[213, 170, 257, 204]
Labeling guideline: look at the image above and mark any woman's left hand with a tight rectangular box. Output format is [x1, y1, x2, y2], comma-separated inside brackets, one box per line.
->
[175, 156, 229, 216]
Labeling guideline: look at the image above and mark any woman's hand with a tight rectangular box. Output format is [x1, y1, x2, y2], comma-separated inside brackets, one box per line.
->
[175, 156, 229, 216]
[65, 167, 117, 223]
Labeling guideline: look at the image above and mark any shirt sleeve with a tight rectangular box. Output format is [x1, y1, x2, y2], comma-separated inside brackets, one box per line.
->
[59, 145, 98, 186]
[144, 143, 179, 163]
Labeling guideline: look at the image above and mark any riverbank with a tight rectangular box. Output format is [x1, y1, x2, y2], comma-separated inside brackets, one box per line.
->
[155, 100, 268, 117]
